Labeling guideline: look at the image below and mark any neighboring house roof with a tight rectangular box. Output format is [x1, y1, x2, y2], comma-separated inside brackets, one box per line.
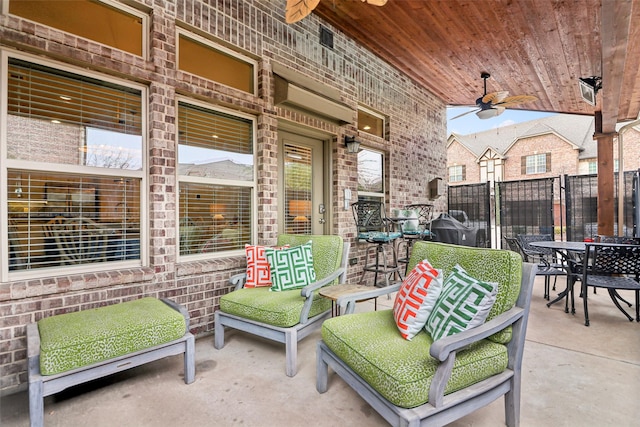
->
[448, 114, 597, 161]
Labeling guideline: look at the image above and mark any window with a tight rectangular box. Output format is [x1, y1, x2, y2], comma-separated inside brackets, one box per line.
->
[521, 153, 551, 175]
[177, 101, 255, 257]
[178, 31, 256, 95]
[9, 0, 146, 57]
[588, 161, 597, 174]
[449, 165, 466, 182]
[4, 56, 145, 277]
[357, 107, 385, 138]
[358, 148, 384, 201]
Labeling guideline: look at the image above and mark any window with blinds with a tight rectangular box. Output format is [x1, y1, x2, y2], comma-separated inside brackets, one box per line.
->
[358, 148, 385, 202]
[4, 56, 145, 277]
[9, 0, 146, 57]
[177, 101, 255, 256]
[7, 58, 143, 169]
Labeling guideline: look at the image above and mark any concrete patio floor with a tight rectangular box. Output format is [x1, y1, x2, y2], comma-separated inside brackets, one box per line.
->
[2, 276, 640, 426]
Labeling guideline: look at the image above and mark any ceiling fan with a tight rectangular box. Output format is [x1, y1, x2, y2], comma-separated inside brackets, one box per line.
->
[285, 0, 388, 24]
[451, 72, 538, 120]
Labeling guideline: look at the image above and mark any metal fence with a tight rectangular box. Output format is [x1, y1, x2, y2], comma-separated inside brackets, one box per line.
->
[447, 182, 491, 247]
[448, 171, 640, 248]
[565, 171, 637, 241]
[498, 177, 556, 239]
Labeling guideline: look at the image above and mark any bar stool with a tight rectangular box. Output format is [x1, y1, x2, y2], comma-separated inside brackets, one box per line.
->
[352, 200, 403, 288]
[396, 203, 434, 270]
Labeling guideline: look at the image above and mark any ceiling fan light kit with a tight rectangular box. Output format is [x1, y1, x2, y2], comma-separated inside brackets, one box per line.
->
[452, 72, 538, 120]
[476, 108, 499, 120]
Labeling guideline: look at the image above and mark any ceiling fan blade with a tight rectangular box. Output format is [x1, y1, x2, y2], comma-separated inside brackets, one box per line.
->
[482, 91, 509, 105]
[494, 95, 538, 108]
[364, 0, 389, 5]
[285, 0, 321, 23]
[450, 108, 481, 120]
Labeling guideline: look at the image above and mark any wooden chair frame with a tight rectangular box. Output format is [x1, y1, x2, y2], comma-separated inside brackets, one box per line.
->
[214, 241, 350, 377]
[317, 257, 536, 427]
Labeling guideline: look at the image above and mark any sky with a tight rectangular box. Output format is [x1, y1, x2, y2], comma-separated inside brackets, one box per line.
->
[446, 107, 557, 136]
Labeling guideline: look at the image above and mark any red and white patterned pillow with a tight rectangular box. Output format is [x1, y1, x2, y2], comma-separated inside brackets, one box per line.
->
[393, 259, 444, 340]
[244, 244, 289, 288]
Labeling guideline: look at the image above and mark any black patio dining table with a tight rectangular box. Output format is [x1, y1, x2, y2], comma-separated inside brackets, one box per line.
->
[530, 240, 586, 313]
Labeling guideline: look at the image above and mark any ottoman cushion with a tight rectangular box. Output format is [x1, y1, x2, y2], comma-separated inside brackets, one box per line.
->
[38, 297, 187, 375]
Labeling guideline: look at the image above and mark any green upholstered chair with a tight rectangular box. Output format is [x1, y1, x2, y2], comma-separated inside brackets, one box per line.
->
[214, 234, 349, 377]
[317, 241, 535, 427]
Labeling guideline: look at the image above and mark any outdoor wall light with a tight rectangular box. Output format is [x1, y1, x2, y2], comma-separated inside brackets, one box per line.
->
[578, 76, 602, 106]
[344, 136, 361, 153]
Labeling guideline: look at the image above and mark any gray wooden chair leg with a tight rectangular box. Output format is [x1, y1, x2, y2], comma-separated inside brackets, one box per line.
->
[285, 330, 297, 377]
[28, 379, 44, 427]
[214, 312, 225, 349]
[184, 334, 196, 384]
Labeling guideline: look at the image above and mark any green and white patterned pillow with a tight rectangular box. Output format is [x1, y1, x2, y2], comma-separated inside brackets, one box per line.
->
[266, 241, 316, 292]
[426, 264, 497, 341]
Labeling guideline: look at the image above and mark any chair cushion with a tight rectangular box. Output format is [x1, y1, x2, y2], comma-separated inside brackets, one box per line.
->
[407, 242, 522, 344]
[393, 260, 443, 340]
[37, 298, 186, 376]
[244, 244, 289, 288]
[322, 309, 508, 409]
[426, 264, 497, 341]
[359, 231, 403, 242]
[266, 241, 316, 291]
[219, 287, 331, 328]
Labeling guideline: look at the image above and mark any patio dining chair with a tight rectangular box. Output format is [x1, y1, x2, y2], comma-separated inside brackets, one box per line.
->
[581, 242, 640, 326]
[513, 234, 566, 300]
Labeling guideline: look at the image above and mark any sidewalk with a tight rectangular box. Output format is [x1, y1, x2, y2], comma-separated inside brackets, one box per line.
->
[2, 276, 639, 426]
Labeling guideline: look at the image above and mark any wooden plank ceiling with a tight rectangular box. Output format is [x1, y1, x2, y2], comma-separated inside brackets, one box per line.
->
[313, 0, 640, 133]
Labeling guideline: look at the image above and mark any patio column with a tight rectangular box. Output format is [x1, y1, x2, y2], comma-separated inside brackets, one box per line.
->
[595, 131, 616, 237]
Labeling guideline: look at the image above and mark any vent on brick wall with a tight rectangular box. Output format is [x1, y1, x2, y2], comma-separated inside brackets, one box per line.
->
[320, 26, 334, 49]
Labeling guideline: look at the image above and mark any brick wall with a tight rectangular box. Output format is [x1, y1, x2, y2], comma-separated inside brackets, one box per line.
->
[447, 140, 479, 184]
[0, 0, 446, 392]
[505, 134, 579, 179]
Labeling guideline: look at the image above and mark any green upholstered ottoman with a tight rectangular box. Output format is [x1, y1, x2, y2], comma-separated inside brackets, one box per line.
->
[27, 298, 195, 427]
[38, 297, 187, 375]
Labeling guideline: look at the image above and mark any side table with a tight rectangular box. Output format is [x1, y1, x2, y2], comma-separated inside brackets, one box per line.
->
[319, 284, 378, 316]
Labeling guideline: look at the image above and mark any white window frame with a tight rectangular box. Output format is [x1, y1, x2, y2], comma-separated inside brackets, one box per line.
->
[0, 50, 148, 281]
[175, 96, 257, 261]
[449, 165, 464, 182]
[526, 153, 547, 175]
[357, 147, 385, 202]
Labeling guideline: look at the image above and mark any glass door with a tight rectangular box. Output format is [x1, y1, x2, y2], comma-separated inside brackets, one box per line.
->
[279, 131, 326, 235]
